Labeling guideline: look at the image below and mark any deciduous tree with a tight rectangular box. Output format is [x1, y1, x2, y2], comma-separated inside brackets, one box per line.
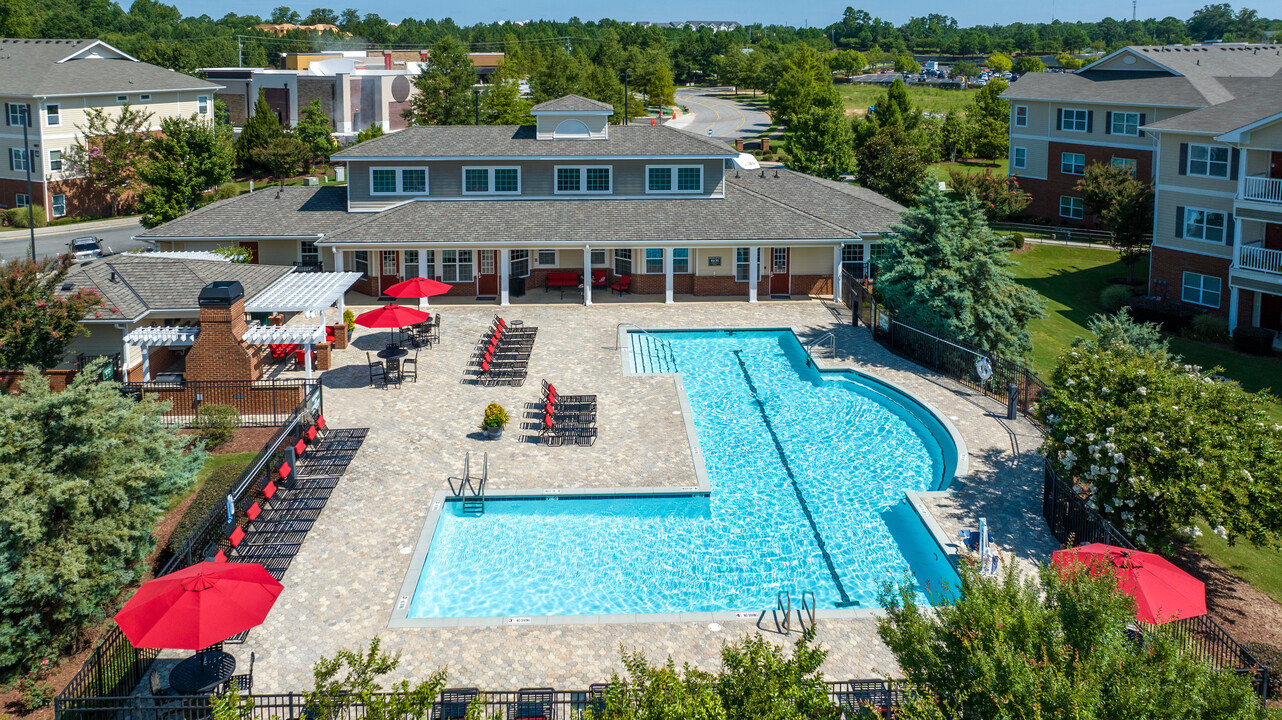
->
[292, 98, 338, 169]
[875, 183, 1045, 359]
[893, 55, 921, 73]
[946, 169, 1030, 221]
[479, 64, 533, 125]
[854, 125, 928, 206]
[252, 136, 311, 184]
[1076, 162, 1154, 282]
[1013, 55, 1045, 74]
[403, 35, 476, 126]
[66, 103, 154, 216]
[137, 114, 235, 228]
[786, 106, 854, 179]
[770, 44, 841, 127]
[0, 255, 101, 369]
[985, 52, 1013, 72]
[967, 79, 1009, 159]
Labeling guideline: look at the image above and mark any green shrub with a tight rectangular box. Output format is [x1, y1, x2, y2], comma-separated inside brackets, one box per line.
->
[1100, 283, 1137, 313]
[1245, 643, 1282, 698]
[193, 403, 239, 449]
[1120, 295, 1197, 333]
[166, 463, 245, 556]
[215, 182, 241, 201]
[343, 308, 356, 333]
[1011, 232, 1025, 250]
[5, 205, 47, 228]
[1188, 313, 1229, 343]
[1233, 326, 1276, 356]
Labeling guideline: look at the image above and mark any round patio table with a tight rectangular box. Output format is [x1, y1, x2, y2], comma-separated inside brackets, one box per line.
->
[169, 651, 236, 695]
[377, 346, 408, 360]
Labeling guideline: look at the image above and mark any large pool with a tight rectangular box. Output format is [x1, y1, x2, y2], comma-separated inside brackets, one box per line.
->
[406, 329, 959, 619]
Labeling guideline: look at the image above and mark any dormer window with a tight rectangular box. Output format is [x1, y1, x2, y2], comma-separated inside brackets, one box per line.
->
[552, 119, 592, 138]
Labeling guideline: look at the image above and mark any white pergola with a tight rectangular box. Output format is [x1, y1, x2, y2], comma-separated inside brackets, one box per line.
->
[123, 326, 201, 381]
[245, 271, 363, 317]
[242, 324, 328, 380]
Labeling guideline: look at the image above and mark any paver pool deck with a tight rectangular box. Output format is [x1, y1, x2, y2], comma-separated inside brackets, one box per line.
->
[220, 298, 1057, 691]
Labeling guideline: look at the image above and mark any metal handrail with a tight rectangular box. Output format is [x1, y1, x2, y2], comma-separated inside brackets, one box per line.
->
[614, 322, 671, 350]
[777, 591, 794, 635]
[800, 591, 816, 626]
[804, 332, 836, 367]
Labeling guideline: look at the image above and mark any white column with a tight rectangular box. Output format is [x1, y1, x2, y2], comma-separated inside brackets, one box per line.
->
[500, 249, 511, 307]
[1229, 287, 1240, 337]
[1236, 147, 1248, 199]
[304, 343, 314, 381]
[332, 249, 346, 315]
[664, 247, 674, 304]
[832, 243, 842, 301]
[748, 247, 758, 303]
[141, 348, 151, 382]
[583, 244, 593, 307]
[1232, 217, 1244, 269]
[417, 250, 431, 307]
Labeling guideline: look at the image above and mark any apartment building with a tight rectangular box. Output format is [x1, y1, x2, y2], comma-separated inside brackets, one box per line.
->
[1001, 44, 1282, 227]
[0, 38, 221, 217]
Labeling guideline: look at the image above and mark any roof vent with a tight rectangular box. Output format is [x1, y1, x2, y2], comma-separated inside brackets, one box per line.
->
[110, 270, 117, 282]
[774, 169, 779, 178]
[759, 170, 765, 178]
[198, 281, 244, 307]
[60, 282, 73, 291]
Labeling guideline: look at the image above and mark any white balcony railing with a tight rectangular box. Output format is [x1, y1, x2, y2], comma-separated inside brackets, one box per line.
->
[1238, 243, 1282, 275]
[1242, 175, 1282, 204]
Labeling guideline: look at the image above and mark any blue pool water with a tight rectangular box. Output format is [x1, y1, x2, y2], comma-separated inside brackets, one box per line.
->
[407, 329, 959, 618]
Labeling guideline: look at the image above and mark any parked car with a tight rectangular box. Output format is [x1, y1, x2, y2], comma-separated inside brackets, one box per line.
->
[69, 236, 103, 262]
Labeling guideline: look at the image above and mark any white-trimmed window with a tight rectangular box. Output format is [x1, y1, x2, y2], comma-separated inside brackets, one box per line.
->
[1183, 208, 1227, 243]
[46, 104, 60, 126]
[369, 167, 428, 195]
[404, 249, 419, 279]
[510, 249, 530, 278]
[647, 165, 703, 193]
[48, 149, 62, 173]
[1182, 272, 1221, 308]
[463, 166, 520, 195]
[1059, 196, 1084, 219]
[478, 250, 495, 275]
[535, 249, 557, 266]
[116, 95, 127, 103]
[1187, 144, 1230, 178]
[842, 244, 864, 263]
[15, 193, 28, 207]
[1014, 105, 1028, 127]
[590, 248, 608, 266]
[353, 250, 369, 276]
[555, 166, 611, 194]
[9, 148, 29, 172]
[1110, 111, 1139, 136]
[613, 248, 632, 276]
[1110, 156, 1137, 177]
[380, 250, 397, 276]
[6, 103, 27, 126]
[1060, 152, 1085, 175]
[672, 248, 690, 273]
[1012, 147, 1027, 170]
[645, 248, 664, 273]
[51, 194, 66, 217]
[1061, 108, 1088, 132]
[198, 96, 209, 115]
[735, 247, 761, 282]
[139, 94, 151, 102]
[300, 240, 319, 265]
[442, 249, 473, 282]
[421, 249, 435, 277]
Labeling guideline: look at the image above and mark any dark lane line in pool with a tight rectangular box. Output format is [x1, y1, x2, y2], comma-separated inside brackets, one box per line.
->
[731, 349, 855, 607]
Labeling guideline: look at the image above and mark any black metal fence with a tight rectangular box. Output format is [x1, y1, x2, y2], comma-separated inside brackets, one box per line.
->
[76, 353, 122, 382]
[56, 682, 910, 720]
[120, 379, 317, 427]
[56, 384, 324, 708]
[840, 270, 1048, 423]
[1042, 460, 1269, 699]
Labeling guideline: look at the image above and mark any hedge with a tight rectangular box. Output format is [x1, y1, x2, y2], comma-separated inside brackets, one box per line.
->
[166, 463, 247, 556]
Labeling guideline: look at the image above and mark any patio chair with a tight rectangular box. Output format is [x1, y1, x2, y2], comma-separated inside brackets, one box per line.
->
[401, 351, 418, 383]
[432, 688, 479, 720]
[148, 672, 187, 720]
[610, 274, 632, 295]
[228, 653, 254, 693]
[429, 314, 441, 345]
[592, 269, 608, 288]
[367, 353, 387, 388]
[385, 358, 402, 387]
[509, 688, 554, 720]
[149, 669, 179, 697]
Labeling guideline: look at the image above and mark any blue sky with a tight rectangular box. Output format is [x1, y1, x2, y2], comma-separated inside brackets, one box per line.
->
[173, 0, 1219, 28]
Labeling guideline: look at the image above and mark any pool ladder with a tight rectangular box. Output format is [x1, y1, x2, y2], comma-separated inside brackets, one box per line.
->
[450, 452, 487, 515]
[803, 333, 836, 368]
[776, 590, 816, 635]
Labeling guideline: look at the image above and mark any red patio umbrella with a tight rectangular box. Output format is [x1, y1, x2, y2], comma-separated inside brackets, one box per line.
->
[353, 304, 430, 329]
[383, 277, 451, 303]
[1052, 543, 1206, 625]
[114, 562, 284, 649]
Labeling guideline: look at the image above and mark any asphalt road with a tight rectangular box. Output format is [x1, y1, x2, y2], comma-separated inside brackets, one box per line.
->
[0, 218, 147, 262]
[672, 88, 772, 140]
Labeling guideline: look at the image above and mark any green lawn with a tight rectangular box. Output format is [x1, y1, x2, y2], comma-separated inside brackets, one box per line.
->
[931, 158, 1005, 182]
[837, 83, 978, 115]
[1192, 521, 1282, 605]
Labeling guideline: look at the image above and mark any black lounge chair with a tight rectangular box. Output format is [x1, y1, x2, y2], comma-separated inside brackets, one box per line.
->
[509, 688, 553, 720]
[432, 688, 478, 719]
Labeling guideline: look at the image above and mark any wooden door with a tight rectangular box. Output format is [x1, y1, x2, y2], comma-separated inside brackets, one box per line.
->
[476, 250, 498, 296]
[378, 250, 399, 297]
[1270, 151, 1282, 179]
[239, 241, 259, 264]
[770, 247, 790, 295]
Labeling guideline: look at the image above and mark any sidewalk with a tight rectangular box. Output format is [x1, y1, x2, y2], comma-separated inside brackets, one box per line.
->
[1, 215, 140, 238]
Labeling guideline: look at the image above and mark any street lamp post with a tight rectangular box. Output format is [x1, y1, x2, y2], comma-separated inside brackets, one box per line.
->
[20, 104, 35, 261]
[620, 72, 631, 125]
[473, 88, 481, 125]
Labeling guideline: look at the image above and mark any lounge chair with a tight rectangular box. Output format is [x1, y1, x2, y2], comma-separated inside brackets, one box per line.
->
[509, 688, 553, 720]
[432, 688, 479, 720]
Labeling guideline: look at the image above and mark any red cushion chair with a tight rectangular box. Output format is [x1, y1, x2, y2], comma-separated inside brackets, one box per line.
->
[610, 275, 632, 295]
[592, 269, 608, 287]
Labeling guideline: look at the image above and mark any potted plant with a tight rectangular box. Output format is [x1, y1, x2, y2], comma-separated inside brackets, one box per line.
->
[480, 403, 509, 439]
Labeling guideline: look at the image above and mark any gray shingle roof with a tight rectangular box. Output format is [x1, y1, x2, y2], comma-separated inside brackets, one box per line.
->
[530, 94, 614, 113]
[1142, 76, 1282, 133]
[1001, 71, 1210, 107]
[64, 255, 293, 322]
[137, 186, 353, 239]
[330, 124, 738, 159]
[0, 38, 220, 97]
[1114, 44, 1282, 79]
[320, 169, 900, 246]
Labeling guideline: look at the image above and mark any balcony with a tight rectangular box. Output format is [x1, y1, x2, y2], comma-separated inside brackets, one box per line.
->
[1237, 242, 1282, 275]
[1241, 175, 1282, 205]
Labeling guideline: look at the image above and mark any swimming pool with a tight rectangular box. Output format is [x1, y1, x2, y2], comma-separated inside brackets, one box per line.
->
[403, 329, 960, 620]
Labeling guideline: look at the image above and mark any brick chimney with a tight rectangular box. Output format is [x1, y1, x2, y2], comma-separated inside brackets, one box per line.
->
[185, 281, 262, 382]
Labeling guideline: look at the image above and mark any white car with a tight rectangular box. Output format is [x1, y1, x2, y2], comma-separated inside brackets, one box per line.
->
[69, 236, 103, 262]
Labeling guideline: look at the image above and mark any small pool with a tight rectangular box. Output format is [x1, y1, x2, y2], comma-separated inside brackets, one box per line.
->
[405, 329, 960, 619]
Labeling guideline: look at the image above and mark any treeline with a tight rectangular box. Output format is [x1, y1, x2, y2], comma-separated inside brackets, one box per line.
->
[0, 0, 1276, 79]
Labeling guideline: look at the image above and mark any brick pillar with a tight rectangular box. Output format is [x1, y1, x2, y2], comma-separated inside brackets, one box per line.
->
[328, 323, 348, 349]
[186, 296, 260, 382]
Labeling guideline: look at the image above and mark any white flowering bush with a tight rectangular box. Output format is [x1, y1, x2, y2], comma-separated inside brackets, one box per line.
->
[1039, 342, 1282, 551]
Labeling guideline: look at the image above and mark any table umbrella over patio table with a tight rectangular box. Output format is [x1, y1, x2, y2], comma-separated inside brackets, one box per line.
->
[114, 562, 284, 649]
[353, 304, 430, 329]
[383, 277, 451, 306]
[1051, 543, 1207, 625]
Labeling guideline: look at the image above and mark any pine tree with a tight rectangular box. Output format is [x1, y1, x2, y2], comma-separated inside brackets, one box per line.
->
[292, 98, 338, 168]
[137, 114, 235, 228]
[403, 36, 477, 126]
[235, 89, 284, 173]
[875, 183, 1046, 360]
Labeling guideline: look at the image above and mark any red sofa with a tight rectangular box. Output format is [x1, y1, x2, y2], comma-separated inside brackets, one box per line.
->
[545, 271, 580, 295]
